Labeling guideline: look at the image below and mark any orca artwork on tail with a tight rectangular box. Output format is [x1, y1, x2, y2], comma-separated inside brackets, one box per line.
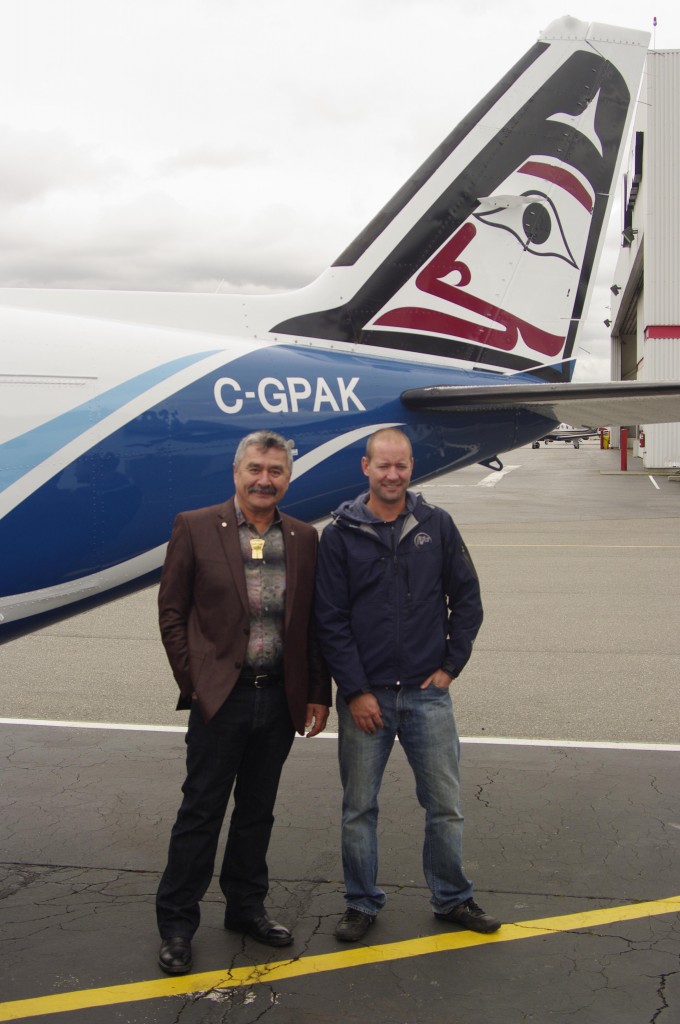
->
[1, 16, 678, 634]
[273, 31, 632, 380]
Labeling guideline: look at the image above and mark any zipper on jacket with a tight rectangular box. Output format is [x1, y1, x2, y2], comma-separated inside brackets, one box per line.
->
[388, 523, 403, 677]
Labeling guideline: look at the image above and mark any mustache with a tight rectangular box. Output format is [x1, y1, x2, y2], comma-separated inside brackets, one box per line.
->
[248, 485, 278, 496]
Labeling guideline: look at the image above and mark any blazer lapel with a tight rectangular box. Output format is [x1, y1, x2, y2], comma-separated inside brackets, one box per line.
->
[215, 499, 249, 615]
[281, 513, 298, 632]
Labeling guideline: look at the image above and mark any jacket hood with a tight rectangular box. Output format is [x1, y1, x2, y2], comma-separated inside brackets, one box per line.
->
[332, 489, 425, 527]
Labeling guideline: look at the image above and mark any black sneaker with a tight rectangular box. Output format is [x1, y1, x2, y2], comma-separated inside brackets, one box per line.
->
[334, 908, 375, 942]
[435, 898, 501, 934]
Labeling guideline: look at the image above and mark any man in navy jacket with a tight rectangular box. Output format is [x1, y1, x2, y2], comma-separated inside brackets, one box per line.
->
[315, 427, 500, 942]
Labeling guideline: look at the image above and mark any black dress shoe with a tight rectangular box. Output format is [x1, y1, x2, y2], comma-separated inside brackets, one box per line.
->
[158, 936, 193, 974]
[224, 912, 293, 947]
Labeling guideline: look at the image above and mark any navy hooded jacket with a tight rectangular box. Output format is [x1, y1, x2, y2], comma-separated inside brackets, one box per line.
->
[315, 490, 483, 702]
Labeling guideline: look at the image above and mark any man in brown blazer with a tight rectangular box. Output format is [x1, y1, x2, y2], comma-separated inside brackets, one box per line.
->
[156, 429, 330, 975]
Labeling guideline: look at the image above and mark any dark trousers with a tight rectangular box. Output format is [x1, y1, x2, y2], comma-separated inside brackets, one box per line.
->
[156, 682, 295, 939]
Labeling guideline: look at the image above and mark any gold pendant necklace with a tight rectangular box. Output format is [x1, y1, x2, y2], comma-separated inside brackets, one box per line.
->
[249, 537, 265, 560]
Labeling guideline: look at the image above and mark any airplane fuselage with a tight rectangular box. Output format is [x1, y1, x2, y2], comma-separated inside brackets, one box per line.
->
[0, 301, 557, 629]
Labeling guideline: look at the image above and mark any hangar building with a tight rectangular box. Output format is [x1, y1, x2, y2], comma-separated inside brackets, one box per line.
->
[609, 48, 680, 469]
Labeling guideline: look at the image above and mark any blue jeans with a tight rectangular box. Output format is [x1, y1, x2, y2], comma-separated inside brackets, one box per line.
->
[338, 684, 473, 916]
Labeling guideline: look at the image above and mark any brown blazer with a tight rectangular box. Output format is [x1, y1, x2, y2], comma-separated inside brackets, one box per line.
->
[158, 497, 331, 732]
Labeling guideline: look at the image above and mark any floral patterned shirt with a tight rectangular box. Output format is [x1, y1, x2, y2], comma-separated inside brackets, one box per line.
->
[235, 500, 286, 673]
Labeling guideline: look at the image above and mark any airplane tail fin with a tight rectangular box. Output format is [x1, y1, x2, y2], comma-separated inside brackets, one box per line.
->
[272, 17, 649, 383]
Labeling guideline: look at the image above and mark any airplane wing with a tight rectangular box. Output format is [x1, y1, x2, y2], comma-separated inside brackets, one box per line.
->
[401, 380, 680, 429]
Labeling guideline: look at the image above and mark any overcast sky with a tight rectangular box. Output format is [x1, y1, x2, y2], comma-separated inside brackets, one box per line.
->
[2, 0, 678, 381]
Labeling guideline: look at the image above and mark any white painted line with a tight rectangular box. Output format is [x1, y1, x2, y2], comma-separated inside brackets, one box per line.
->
[477, 465, 520, 487]
[459, 736, 680, 752]
[649, 475, 660, 490]
[1, 719, 678, 751]
[471, 543, 680, 549]
[0, 717, 187, 733]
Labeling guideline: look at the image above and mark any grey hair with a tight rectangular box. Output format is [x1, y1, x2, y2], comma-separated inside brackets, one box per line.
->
[233, 430, 294, 473]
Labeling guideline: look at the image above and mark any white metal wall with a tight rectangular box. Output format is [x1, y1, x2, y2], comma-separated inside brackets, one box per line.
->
[645, 51, 680, 325]
[641, 51, 680, 468]
[643, 336, 680, 467]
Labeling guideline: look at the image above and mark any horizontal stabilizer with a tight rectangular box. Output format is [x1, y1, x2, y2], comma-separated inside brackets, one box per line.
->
[401, 381, 680, 428]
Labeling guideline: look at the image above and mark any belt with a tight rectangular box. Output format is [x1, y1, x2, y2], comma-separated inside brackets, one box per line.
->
[237, 670, 284, 688]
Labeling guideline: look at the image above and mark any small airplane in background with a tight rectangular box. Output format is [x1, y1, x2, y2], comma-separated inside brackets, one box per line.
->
[532, 424, 602, 448]
[2, 15, 680, 637]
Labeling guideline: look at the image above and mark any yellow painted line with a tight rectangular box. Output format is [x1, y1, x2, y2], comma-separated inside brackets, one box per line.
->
[0, 896, 678, 1022]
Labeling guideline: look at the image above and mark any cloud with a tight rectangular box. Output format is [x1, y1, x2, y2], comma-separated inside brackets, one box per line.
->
[0, 178, 336, 292]
[158, 144, 263, 174]
[1, 0, 675, 382]
[0, 126, 120, 205]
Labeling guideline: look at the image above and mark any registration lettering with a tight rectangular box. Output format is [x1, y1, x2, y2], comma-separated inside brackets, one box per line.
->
[214, 376, 365, 415]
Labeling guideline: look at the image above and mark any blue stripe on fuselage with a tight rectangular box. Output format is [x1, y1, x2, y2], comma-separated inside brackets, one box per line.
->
[0, 346, 552, 597]
[0, 350, 221, 494]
